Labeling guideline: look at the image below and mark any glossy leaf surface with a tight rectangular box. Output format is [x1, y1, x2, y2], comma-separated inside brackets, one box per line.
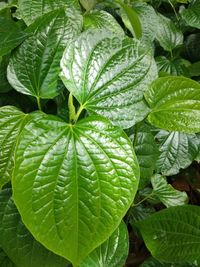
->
[0, 106, 29, 189]
[83, 10, 124, 35]
[18, 0, 81, 25]
[128, 124, 159, 188]
[151, 174, 188, 208]
[0, 188, 69, 267]
[136, 205, 200, 263]
[156, 13, 183, 52]
[13, 114, 139, 266]
[61, 29, 157, 129]
[80, 222, 129, 267]
[181, 1, 200, 29]
[156, 130, 200, 176]
[8, 9, 82, 99]
[0, 11, 28, 56]
[145, 76, 200, 133]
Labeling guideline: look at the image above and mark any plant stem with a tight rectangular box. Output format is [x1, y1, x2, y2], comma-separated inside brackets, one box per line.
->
[68, 93, 76, 123]
[74, 104, 85, 122]
[37, 97, 42, 111]
[132, 192, 154, 207]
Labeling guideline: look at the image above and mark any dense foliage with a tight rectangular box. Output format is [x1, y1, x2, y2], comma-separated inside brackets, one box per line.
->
[1, 0, 200, 266]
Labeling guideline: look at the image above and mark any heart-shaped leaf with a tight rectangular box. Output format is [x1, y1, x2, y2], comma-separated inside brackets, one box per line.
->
[12, 114, 139, 266]
[60, 29, 157, 129]
[0, 188, 69, 267]
[181, 0, 200, 29]
[80, 222, 129, 267]
[145, 76, 200, 133]
[7, 9, 82, 100]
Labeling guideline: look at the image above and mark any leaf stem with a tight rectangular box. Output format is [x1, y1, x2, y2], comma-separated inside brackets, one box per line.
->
[132, 192, 154, 207]
[37, 97, 42, 111]
[68, 93, 85, 124]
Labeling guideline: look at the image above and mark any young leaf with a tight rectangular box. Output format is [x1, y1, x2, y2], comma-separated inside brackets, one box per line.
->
[0, 106, 29, 189]
[7, 9, 82, 100]
[0, 188, 69, 267]
[128, 124, 159, 189]
[80, 0, 96, 11]
[156, 13, 183, 52]
[116, 0, 142, 39]
[12, 114, 139, 266]
[181, 1, 200, 29]
[145, 76, 200, 133]
[18, 0, 81, 25]
[156, 130, 200, 176]
[60, 29, 157, 129]
[0, 10, 29, 57]
[156, 56, 191, 77]
[80, 222, 129, 267]
[136, 205, 200, 264]
[151, 174, 188, 208]
[83, 10, 124, 35]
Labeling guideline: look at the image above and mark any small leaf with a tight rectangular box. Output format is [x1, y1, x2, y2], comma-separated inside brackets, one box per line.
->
[136, 205, 200, 264]
[156, 56, 191, 77]
[156, 13, 183, 52]
[117, 0, 142, 39]
[156, 130, 200, 176]
[128, 124, 159, 189]
[181, 1, 200, 29]
[18, 0, 81, 25]
[13, 114, 139, 266]
[0, 188, 69, 267]
[80, 222, 129, 267]
[145, 76, 200, 133]
[7, 9, 82, 100]
[61, 29, 157, 129]
[83, 10, 124, 35]
[80, 0, 96, 11]
[0, 10, 28, 56]
[151, 174, 188, 208]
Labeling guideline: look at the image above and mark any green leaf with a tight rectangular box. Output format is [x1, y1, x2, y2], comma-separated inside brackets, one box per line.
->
[189, 61, 200, 77]
[7, 9, 82, 100]
[18, 0, 81, 25]
[0, 10, 28, 56]
[0, 55, 12, 92]
[156, 56, 191, 77]
[129, 204, 156, 225]
[117, 0, 142, 39]
[184, 33, 200, 63]
[140, 257, 195, 267]
[12, 114, 139, 266]
[80, 222, 129, 267]
[132, 2, 158, 44]
[151, 174, 188, 208]
[0, 188, 69, 267]
[156, 13, 183, 52]
[156, 130, 200, 176]
[60, 29, 157, 129]
[83, 10, 124, 35]
[136, 205, 200, 264]
[128, 124, 159, 189]
[0, 248, 16, 267]
[181, 1, 200, 29]
[0, 106, 30, 189]
[80, 0, 96, 11]
[145, 76, 200, 133]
